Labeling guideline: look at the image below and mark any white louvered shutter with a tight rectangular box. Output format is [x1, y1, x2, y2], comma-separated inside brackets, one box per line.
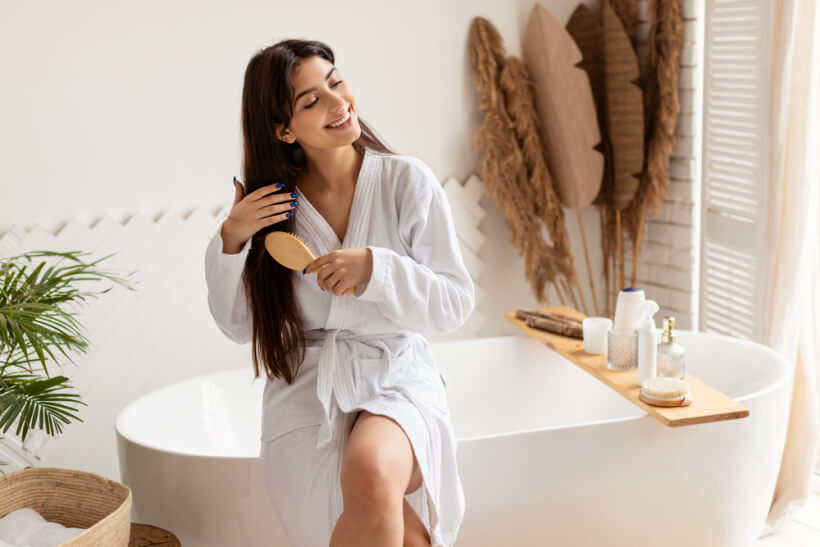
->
[700, 0, 775, 342]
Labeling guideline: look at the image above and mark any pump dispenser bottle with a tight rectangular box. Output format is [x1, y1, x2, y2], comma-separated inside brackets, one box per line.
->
[657, 316, 686, 379]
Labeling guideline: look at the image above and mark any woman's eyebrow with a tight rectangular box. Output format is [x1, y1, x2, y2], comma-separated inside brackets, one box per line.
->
[294, 67, 338, 103]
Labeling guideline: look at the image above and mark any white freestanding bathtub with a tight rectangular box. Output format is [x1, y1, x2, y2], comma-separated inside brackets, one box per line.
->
[115, 332, 791, 546]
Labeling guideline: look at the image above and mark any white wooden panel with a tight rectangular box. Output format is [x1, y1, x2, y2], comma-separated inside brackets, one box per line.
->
[700, 0, 774, 342]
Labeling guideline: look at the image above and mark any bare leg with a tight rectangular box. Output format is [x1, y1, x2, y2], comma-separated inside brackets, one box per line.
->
[329, 498, 403, 547]
[329, 411, 426, 547]
[403, 497, 432, 547]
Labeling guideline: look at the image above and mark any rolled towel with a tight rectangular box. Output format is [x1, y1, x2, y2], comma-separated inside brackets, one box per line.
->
[0, 539, 32, 547]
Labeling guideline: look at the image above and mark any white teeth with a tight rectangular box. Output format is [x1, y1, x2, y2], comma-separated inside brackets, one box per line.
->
[327, 109, 351, 128]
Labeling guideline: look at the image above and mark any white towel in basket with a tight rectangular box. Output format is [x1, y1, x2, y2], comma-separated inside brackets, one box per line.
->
[0, 508, 85, 547]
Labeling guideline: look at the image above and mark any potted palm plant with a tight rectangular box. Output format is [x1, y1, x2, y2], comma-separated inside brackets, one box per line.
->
[0, 250, 135, 468]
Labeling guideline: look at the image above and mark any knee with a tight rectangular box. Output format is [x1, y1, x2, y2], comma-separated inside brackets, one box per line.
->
[340, 449, 402, 513]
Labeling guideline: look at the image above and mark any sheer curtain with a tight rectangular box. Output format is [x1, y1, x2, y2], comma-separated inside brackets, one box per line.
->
[759, 0, 820, 536]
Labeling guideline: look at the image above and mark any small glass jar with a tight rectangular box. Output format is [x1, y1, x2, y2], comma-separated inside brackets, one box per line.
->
[607, 328, 638, 370]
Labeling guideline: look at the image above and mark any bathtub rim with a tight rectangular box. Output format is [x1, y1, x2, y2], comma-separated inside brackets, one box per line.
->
[115, 427, 264, 462]
[114, 332, 792, 457]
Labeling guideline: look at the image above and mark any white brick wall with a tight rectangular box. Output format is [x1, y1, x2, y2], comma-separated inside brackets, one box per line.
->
[628, 0, 702, 330]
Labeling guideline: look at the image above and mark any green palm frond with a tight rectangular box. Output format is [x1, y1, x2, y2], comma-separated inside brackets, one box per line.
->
[0, 249, 135, 449]
[0, 370, 86, 441]
[0, 250, 136, 376]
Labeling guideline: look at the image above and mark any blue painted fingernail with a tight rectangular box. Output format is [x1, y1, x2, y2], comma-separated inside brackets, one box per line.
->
[302, 268, 306, 274]
[286, 212, 293, 218]
[233, 176, 236, 187]
[290, 193, 299, 198]
[276, 183, 285, 189]
[291, 201, 298, 207]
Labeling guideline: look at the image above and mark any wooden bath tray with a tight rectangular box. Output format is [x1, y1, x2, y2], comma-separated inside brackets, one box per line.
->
[505, 306, 750, 427]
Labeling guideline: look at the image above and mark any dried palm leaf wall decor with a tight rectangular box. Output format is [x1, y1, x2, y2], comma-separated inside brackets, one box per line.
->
[602, 0, 644, 292]
[566, 6, 606, 126]
[610, 0, 639, 45]
[565, 5, 618, 313]
[467, 1, 682, 316]
[522, 3, 605, 316]
[565, 0, 682, 314]
[498, 56, 586, 310]
[551, 0, 643, 310]
[467, 17, 583, 307]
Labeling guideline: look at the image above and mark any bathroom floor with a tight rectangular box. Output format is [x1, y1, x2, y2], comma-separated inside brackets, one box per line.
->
[756, 472, 820, 546]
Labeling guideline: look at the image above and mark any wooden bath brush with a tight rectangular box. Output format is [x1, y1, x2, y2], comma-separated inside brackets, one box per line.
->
[639, 377, 693, 407]
[264, 231, 355, 295]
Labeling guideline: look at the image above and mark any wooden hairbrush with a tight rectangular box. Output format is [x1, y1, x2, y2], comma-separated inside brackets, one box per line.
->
[264, 231, 355, 295]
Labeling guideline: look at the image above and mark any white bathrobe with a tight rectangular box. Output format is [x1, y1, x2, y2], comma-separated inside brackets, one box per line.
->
[204, 148, 475, 547]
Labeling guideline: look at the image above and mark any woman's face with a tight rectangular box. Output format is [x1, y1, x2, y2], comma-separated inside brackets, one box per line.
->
[276, 56, 361, 150]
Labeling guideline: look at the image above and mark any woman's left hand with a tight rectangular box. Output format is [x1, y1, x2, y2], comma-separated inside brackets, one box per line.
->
[304, 248, 373, 296]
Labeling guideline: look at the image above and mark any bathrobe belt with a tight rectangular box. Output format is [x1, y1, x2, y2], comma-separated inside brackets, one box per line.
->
[303, 328, 441, 455]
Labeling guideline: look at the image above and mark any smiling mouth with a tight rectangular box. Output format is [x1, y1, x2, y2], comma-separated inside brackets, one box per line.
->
[326, 107, 353, 129]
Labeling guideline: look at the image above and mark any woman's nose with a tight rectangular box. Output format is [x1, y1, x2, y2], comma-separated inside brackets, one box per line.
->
[331, 94, 348, 111]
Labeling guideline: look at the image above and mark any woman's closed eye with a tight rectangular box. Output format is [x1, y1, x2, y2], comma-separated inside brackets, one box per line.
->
[304, 81, 344, 109]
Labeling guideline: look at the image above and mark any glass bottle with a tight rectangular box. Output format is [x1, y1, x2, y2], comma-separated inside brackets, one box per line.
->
[657, 316, 686, 379]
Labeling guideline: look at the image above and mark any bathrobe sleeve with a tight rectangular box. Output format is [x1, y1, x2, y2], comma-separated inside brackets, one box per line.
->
[356, 164, 475, 335]
[204, 220, 253, 344]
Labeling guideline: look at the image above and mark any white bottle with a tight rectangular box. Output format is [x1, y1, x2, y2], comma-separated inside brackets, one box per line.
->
[613, 287, 645, 329]
[637, 300, 660, 388]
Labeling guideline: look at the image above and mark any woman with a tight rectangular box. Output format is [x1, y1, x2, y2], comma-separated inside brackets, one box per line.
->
[204, 39, 474, 547]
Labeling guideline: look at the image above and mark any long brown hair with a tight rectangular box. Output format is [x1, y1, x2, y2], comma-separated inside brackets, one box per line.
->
[240, 39, 395, 384]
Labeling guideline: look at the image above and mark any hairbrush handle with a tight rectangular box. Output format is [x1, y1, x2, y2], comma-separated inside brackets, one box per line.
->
[264, 232, 357, 296]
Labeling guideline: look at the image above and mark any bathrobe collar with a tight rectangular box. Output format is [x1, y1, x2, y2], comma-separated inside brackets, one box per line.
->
[294, 148, 376, 254]
[294, 148, 377, 330]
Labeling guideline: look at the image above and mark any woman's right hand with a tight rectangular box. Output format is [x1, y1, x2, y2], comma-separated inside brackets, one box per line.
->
[221, 178, 299, 254]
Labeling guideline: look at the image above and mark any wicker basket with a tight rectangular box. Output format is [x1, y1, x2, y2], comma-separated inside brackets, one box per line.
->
[0, 467, 132, 546]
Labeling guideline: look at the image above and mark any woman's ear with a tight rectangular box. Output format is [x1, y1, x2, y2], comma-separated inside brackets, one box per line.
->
[276, 124, 295, 144]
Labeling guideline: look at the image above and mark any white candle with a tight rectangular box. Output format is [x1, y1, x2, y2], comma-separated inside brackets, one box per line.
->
[582, 317, 612, 354]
